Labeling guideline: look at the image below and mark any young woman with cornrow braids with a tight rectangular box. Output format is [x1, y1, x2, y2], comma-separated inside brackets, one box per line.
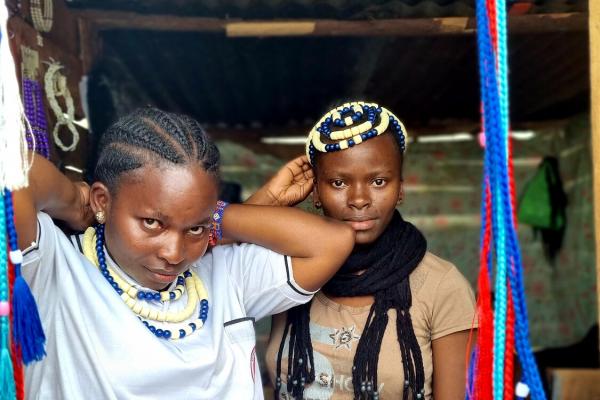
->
[251, 102, 477, 400]
[12, 107, 355, 399]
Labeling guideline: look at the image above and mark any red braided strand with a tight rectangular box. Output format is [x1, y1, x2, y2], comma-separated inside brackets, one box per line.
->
[474, 182, 494, 400]
[503, 280, 515, 400]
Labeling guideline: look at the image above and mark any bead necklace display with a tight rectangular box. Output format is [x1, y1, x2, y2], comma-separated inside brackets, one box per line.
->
[81, 225, 209, 340]
[30, 0, 53, 33]
[22, 77, 50, 158]
[44, 61, 79, 152]
[305, 101, 407, 165]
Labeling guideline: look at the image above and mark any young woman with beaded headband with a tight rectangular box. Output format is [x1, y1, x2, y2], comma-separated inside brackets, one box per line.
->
[253, 101, 477, 399]
[11, 107, 355, 399]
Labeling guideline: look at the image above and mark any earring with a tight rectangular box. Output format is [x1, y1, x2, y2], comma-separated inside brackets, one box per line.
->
[95, 211, 106, 224]
[314, 201, 322, 209]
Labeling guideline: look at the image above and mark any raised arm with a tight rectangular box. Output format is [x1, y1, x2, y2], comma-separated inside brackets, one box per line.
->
[224, 155, 355, 292]
[12, 153, 92, 249]
[221, 204, 354, 292]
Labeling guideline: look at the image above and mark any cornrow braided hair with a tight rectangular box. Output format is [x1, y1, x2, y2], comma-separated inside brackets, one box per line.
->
[94, 107, 220, 192]
[276, 102, 426, 400]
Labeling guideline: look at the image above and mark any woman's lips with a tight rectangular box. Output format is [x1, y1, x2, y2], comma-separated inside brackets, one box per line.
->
[346, 219, 376, 231]
[145, 267, 178, 284]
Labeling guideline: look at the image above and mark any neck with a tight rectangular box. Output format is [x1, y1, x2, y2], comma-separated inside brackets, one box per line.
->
[322, 291, 375, 307]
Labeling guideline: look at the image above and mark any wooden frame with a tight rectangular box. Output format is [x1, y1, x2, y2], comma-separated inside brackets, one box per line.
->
[590, 0, 600, 351]
[75, 10, 585, 36]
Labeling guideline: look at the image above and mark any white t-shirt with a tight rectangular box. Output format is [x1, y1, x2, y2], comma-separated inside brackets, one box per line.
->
[22, 213, 315, 399]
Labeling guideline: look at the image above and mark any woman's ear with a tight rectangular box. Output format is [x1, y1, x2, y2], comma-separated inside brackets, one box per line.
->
[397, 181, 404, 205]
[312, 183, 322, 209]
[90, 182, 112, 218]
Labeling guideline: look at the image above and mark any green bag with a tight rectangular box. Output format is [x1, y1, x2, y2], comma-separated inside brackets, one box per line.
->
[517, 156, 567, 262]
[517, 157, 565, 230]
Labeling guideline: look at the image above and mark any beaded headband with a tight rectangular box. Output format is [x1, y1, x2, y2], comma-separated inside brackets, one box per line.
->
[305, 101, 408, 165]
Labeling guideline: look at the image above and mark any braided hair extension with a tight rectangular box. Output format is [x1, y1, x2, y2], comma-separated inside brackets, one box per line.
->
[94, 107, 220, 193]
[276, 102, 426, 400]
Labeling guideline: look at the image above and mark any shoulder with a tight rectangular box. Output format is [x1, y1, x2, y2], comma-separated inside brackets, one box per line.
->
[411, 253, 477, 337]
[23, 212, 78, 259]
[411, 252, 474, 303]
[21, 213, 97, 294]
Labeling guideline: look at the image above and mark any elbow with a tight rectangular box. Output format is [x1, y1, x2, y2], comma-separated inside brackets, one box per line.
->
[337, 223, 355, 258]
[323, 221, 355, 265]
[296, 223, 354, 293]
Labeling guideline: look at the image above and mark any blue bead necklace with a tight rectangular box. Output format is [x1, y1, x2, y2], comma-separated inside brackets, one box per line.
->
[87, 224, 209, 340]
[94, 224, 187, 302]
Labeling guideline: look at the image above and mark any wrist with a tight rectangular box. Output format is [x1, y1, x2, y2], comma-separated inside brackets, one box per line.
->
[42, 182, 80, 220]
[244, 189, 278, 206]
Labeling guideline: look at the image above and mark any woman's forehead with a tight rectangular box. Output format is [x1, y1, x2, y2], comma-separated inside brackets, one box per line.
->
[315, 134, 402, 174]
[113, 164, 218, 215]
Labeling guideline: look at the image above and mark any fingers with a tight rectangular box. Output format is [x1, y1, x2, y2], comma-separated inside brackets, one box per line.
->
[303, 168, 314, 180]
[297, 155, 312, 171]
[289, 155, 314, 180]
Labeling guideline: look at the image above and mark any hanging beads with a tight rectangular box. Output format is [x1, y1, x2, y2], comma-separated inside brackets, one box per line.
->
[22, 77, 50, 159]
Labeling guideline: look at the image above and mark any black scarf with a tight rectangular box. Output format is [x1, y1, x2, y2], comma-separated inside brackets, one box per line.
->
[275, 211, 427, 399]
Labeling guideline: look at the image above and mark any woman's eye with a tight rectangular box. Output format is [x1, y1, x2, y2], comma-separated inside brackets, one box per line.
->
[332, 179, 345, 188]
[373, 178, 386, 187]
[143, 218, 161, 230]
[189, 226, 206, 236]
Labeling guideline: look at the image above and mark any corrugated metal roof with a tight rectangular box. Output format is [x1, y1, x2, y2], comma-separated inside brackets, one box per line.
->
[87, 27, 588, 135]
[69, 0, 586, 19]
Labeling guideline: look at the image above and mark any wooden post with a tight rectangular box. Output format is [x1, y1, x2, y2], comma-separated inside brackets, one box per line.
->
[589, 0, 600, 351]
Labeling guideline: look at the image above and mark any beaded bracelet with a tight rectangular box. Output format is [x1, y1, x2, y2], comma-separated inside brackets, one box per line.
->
[209, 200, 228, 246]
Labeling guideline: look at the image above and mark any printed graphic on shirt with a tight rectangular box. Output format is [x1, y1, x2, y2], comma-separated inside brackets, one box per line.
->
[328, 325, 360, 350]
[276, 321, 386, 399]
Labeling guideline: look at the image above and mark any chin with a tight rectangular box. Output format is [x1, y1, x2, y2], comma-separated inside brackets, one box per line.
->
[354, 231, 379, 245]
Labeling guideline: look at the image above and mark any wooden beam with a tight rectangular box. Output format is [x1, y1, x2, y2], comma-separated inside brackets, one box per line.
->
[227, 21, 315, 37]
[77, 18, 101, 75]
[205, 118, 569, 161]
[75, 10, 587, 36]
[589, 0, 600, 353]
[204, 118, 568, 140]
[76, 10, 228, 32]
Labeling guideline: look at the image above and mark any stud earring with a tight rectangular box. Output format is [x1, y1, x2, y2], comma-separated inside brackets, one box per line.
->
[314, 201, 322, 209]
[95, 211, 106, 224]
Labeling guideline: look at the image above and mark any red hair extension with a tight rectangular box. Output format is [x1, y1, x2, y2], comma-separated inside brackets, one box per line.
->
[474, 182, 494, 400]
